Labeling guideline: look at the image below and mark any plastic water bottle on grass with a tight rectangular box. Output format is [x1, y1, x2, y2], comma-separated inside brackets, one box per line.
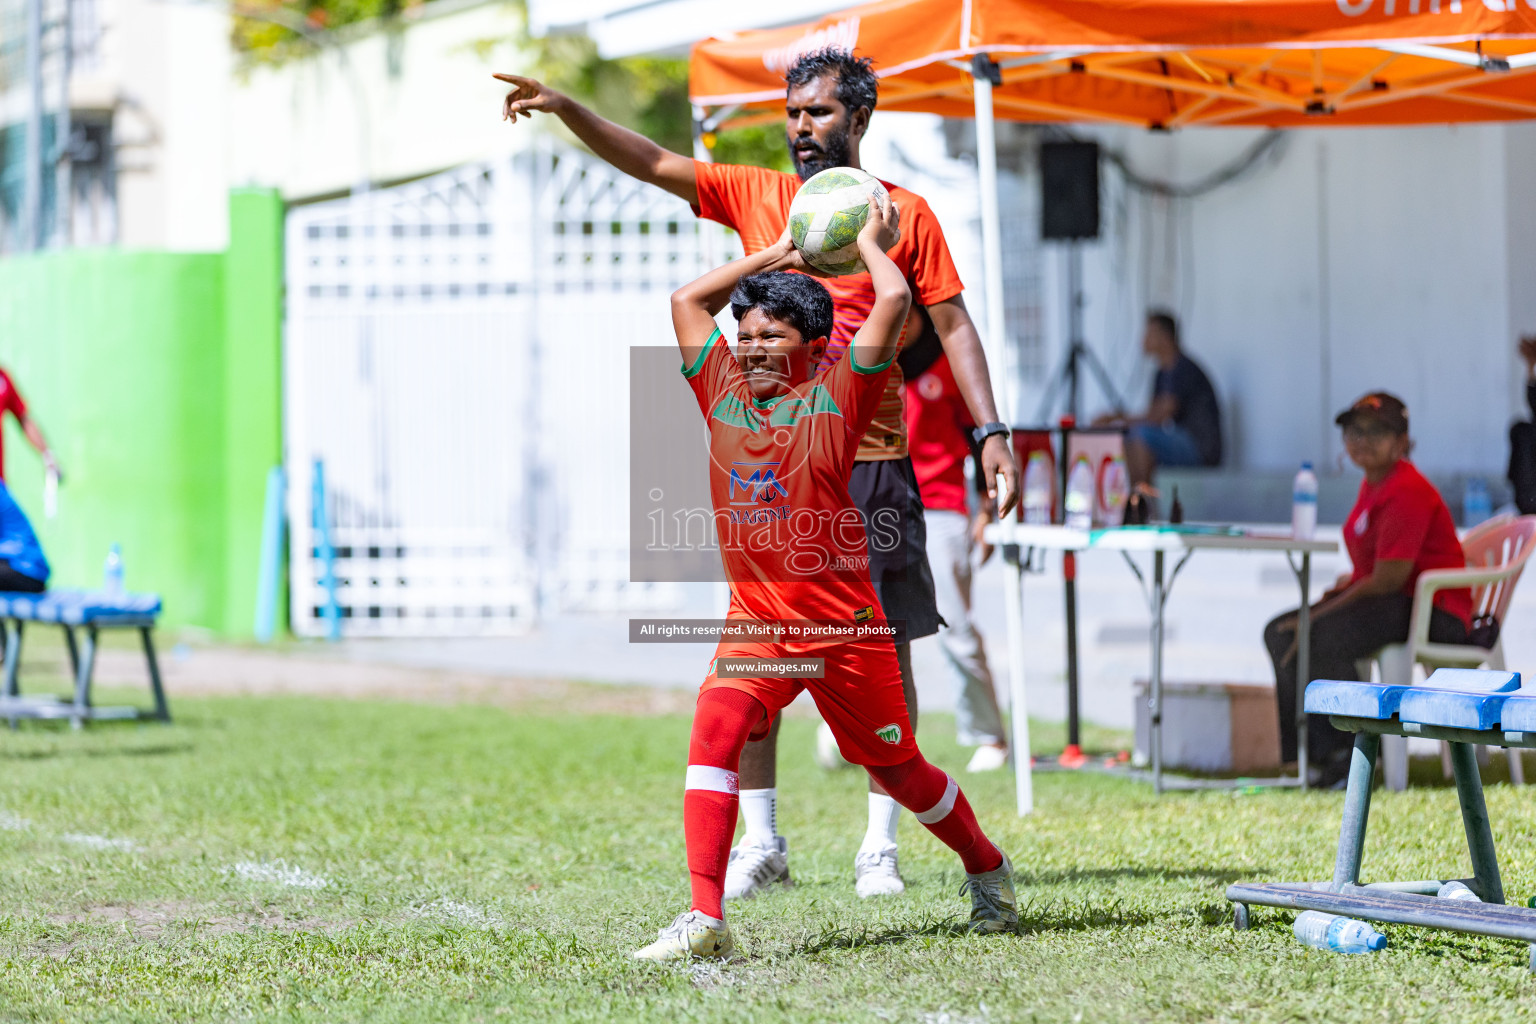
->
[1064, 457, 1094, 530]
[1292, 462, 1318, 540]
[1438, 881, 1481, 902]
[103, 543, 124, 596]
[1023, 452, 1053, 525]
[1292, 911, 1387, 954]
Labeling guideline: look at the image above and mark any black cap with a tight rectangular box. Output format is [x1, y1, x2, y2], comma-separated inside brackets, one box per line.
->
[1335, 391, 1408, 434]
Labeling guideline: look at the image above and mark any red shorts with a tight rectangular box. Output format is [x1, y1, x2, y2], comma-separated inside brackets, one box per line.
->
[700, 639, 918, 767]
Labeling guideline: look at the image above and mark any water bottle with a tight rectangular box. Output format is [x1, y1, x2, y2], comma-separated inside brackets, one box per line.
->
[1463, 478, 1491, 528]
[1023, 452, 1053, 525]
[1292, 461, 1318, 540]
[1064, 457, 1094, 530]
[1292, 911, 1387, 954]
[1438, 880, 1481, 902]
[103, 543, 124, 596]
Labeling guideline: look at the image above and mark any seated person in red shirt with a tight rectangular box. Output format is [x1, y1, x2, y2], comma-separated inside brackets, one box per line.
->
[1264, 392, 1474, 788]
[633, 196, 1016, 962]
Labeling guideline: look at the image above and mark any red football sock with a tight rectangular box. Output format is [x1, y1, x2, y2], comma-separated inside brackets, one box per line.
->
[866, 752, 1003, 875]
[684, 688, 767, 920]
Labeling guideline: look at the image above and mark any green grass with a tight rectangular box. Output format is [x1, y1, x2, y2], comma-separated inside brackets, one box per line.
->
[2, 694, 1536, 1022]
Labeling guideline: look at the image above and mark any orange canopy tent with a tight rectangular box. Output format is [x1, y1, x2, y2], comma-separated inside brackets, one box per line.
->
[691, 2, 1536, 813]
[690, 0, 1536, 130]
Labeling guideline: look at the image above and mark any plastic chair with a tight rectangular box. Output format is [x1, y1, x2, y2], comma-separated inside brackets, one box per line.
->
[1369, 514, 1536, 790]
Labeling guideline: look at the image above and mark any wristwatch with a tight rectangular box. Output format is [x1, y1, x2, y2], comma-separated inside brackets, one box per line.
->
[971, 422, 1010, 445]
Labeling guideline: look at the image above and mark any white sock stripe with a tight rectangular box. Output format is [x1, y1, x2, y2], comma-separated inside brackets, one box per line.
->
[685, 765, 740, 795]
[914, 776, 960, 824]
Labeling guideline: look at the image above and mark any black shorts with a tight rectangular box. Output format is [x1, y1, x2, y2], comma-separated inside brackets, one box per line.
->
[847, 457, 940, 646]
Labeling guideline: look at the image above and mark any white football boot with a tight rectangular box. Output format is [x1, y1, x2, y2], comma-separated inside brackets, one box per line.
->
[854, 844, 906, 898]
[632, 910, 735, 962]
[960, 852, 1019, 934]
[722, 836, 791, 900]
[965, 744, 1010, 773]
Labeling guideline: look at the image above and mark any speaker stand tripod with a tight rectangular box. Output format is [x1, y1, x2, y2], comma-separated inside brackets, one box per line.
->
[1034, 242, 1125, 760]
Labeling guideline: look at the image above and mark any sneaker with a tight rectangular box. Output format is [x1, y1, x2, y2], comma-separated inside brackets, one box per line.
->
[632, 910, 735, 962]
[854, 844, 906, 898]
[960, 852, 1019, 934]
[723, 836, 791, 901]
[815, 721, 850, 769]
[965, 744, 1010, 773]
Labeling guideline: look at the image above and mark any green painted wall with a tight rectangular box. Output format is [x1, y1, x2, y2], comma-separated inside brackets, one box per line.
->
[222, 190, 286, 636]
[0, 189, 283, 635]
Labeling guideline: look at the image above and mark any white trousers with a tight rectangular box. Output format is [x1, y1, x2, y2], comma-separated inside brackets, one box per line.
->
[924, 508, 1006, 746]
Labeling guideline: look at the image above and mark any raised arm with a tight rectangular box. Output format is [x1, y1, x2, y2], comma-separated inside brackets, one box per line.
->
[848, 194, 910, 372]
[495, 73, 698, 205]
[17, 414, 56, 476]
[670, 235, 799, 367]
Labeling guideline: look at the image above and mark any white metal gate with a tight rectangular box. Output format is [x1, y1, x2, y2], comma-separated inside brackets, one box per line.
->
[284, 141, 733, 637]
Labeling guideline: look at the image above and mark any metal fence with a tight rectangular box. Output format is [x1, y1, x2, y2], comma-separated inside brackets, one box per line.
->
[285, 140, 736, 637]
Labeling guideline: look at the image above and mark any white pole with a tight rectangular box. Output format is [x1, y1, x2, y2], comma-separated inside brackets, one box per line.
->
[971, 56, 1014, 422]
[22, 0, 43, 249]
[1003, 550, 1033, 815]
[973, 56, 1032, 814]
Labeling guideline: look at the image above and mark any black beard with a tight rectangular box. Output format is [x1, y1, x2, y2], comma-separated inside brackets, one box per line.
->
[790, 124, 852, 181]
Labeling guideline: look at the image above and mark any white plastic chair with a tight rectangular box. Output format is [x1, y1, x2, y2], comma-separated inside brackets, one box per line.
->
[1371, 514, 1536, 791]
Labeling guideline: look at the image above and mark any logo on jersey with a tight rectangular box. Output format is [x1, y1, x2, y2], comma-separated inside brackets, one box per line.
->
[853, 605, 875, 623]
[729, 462, 789, 506]
[875, 723, 903, 745]
[1355, 509, 1370, 536]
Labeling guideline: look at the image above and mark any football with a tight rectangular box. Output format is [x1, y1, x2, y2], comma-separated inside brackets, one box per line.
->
[787, 167, 890, 276]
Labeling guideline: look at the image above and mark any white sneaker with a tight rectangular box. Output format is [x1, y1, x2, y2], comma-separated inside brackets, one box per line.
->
[966, 744, 1011, 773]
[815, 721, 850, 769]
[854, 844, 905, 898]
[632, 910, 735, 962]
[722, 836, 791, 900]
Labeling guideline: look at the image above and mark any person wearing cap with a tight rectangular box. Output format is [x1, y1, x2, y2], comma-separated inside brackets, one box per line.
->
[1263, 392, 1474, 788]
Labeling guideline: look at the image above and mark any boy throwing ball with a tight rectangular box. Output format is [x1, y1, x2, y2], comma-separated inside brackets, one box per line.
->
[635, 194, 1017, 962]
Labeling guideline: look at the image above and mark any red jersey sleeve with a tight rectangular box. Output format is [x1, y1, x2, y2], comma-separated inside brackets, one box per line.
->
[692, 162, 780, 234]
[682, 326, 739, 418]
[0, 370, 26, 420]
[892, 193, 964, 308]
[821, 347, 895, 445]
[1372, 488, 1435, 564]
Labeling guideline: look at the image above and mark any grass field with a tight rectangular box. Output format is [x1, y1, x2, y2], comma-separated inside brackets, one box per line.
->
[3, 686, 1536, 1023]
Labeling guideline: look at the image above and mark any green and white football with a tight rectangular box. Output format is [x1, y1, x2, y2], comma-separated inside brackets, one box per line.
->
[787, 167, 889, 276]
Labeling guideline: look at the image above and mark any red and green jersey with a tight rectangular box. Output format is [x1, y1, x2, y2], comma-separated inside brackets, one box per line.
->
[684, 325, 893, 648]
[693, 161, 964, 463]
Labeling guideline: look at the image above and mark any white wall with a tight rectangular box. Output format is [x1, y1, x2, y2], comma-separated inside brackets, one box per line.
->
[228, 0, 525, 202]
[528, 0, 852, 58]
[1048, 123, 1529, 478]
[81, 0, 231, 250]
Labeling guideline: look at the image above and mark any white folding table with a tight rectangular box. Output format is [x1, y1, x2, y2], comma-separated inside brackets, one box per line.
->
[981, 522, 1338, 813]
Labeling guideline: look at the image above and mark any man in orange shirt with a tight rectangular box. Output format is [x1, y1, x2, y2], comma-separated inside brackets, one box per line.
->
[497, 49, 1017, 900]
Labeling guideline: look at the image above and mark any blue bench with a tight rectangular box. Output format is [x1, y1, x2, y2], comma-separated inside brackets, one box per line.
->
[0, 590, 169, 727]
[1227, 668, 1536, 969]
